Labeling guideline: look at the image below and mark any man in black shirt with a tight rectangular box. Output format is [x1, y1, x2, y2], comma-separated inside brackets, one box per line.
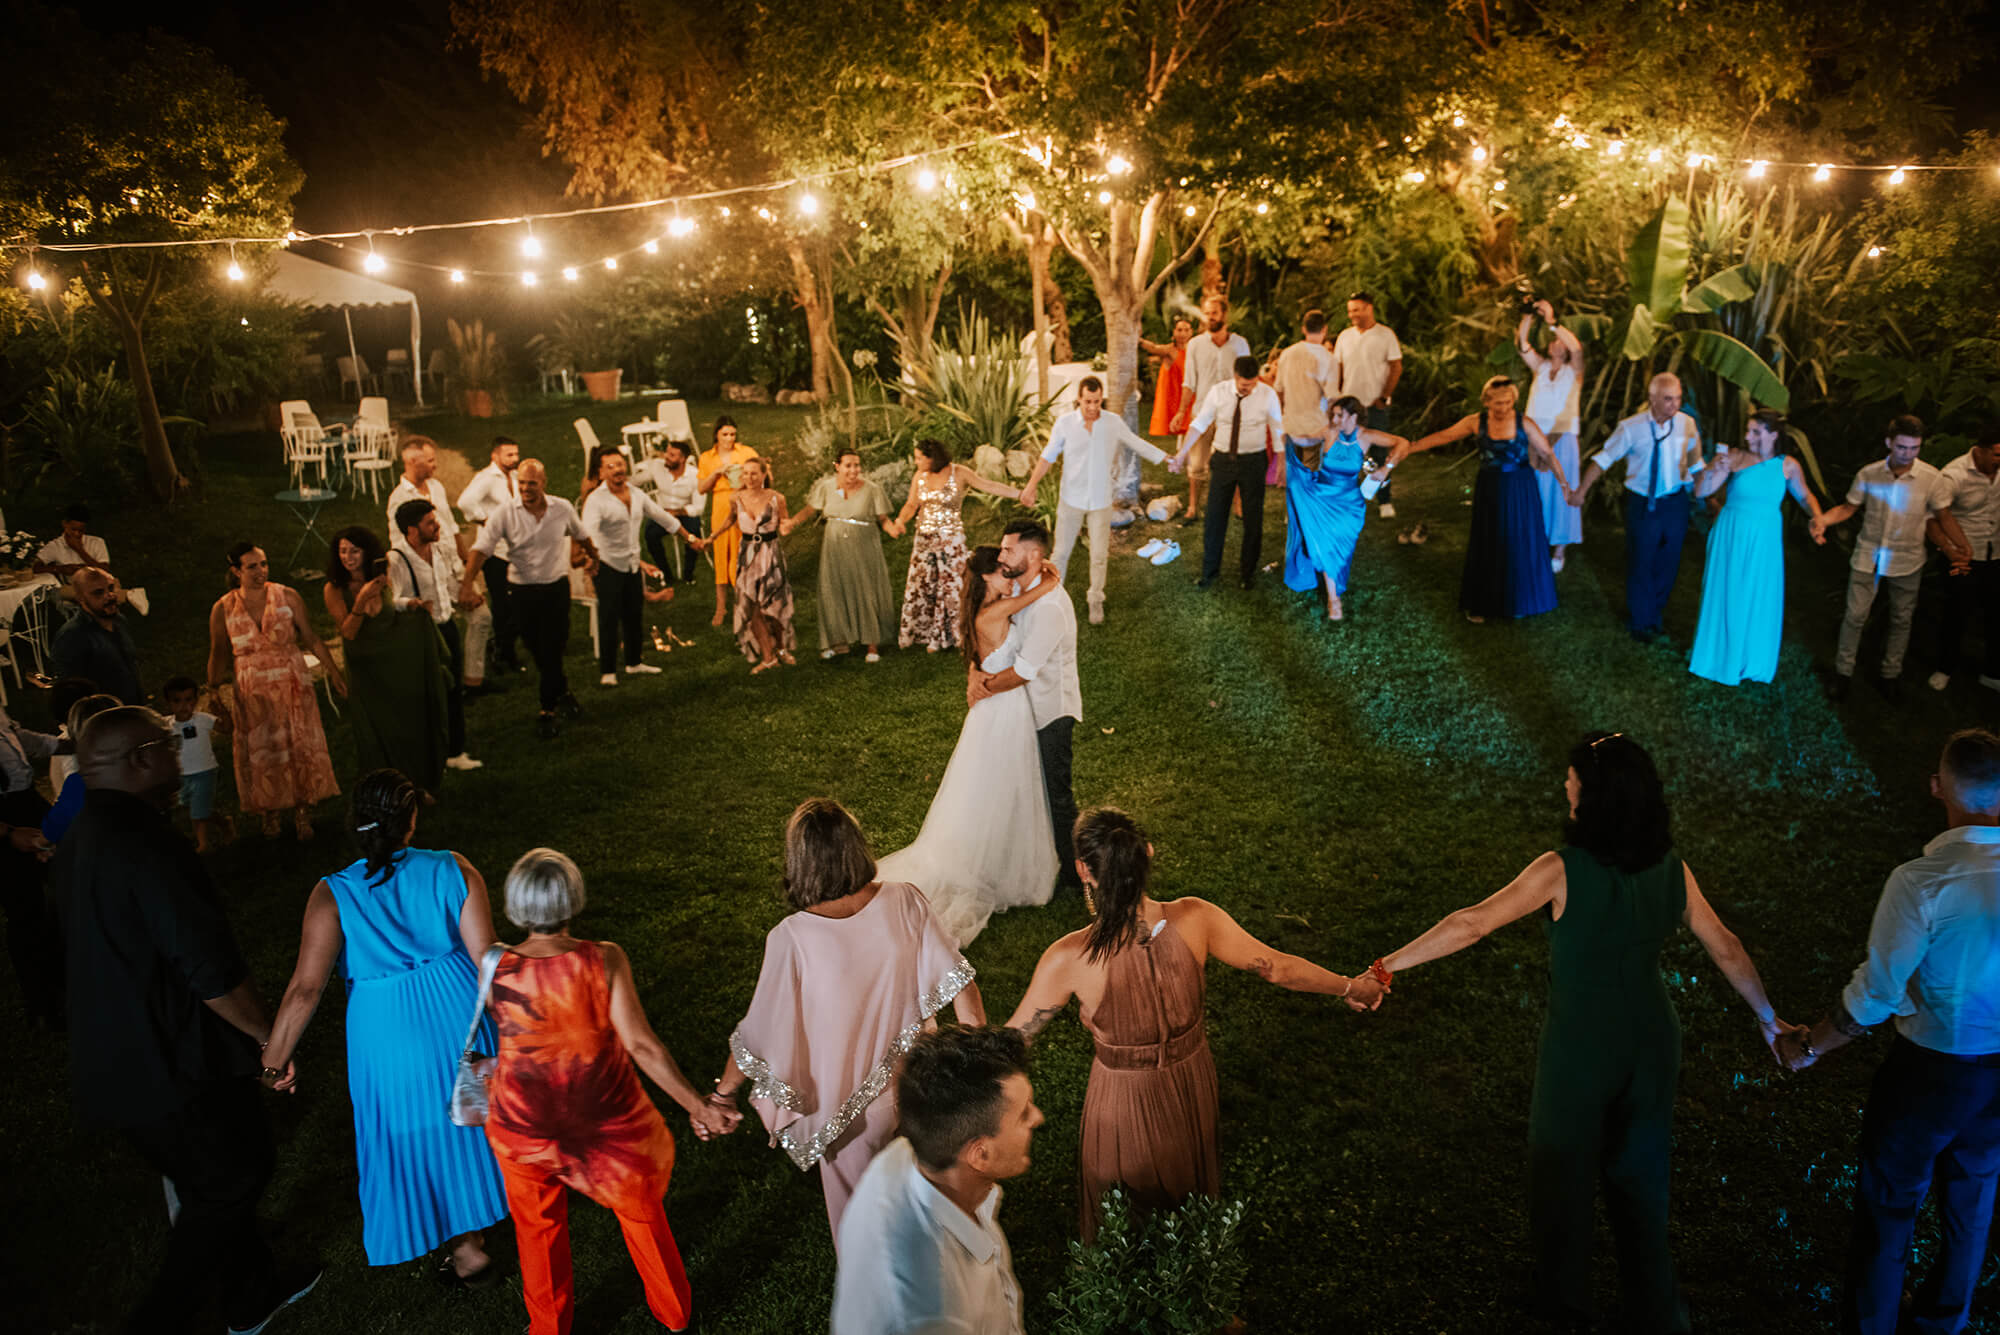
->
[50, 568, 143, 705]
[53, 706, 318, 1334]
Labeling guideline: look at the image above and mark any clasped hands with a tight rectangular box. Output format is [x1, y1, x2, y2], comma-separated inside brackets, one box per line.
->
[690, 1092, 745, 1141]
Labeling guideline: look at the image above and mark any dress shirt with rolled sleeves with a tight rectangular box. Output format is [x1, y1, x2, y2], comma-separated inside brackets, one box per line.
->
[1842, 459, 1948, 578]
[633, 458, 704, 518]
[457, 463, 519, 560]
[1010, 575, 1081, 728]
[1841, 824, 2000, 1056]
[1592, 410, 1705, 500]
[1937, 451, 2000, 561]
[1183, 381, 1286, 458]
[385, 475, 461, 551]
[581, 485, 683, 574]
[1040, 410, 1170, 512]
[389, 536, 458, 625]
[0, 704, 60, 795]
[831, 1137, 1025, 1335]
[1182, 331, 1251, 410]
[472, 498, 588, 586]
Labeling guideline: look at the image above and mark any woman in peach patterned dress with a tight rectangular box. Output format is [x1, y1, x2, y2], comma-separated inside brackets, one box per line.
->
[205, 541, 343, 840]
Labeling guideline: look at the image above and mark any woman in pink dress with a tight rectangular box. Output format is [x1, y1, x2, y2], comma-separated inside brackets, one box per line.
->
[205, 541, 343, 839]
[706, 798, 986, 1243]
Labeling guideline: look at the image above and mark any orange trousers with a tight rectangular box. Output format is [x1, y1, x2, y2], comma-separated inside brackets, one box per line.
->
[495, 1155, 692, 1335]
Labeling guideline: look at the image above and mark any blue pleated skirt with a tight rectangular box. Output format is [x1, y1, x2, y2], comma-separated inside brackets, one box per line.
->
[346, 950, 508, 1265]
[1460, 464, 1558, 619]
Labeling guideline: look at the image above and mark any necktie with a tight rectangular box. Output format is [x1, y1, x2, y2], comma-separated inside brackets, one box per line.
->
[1227, 393, 1244, 455]
[1651, 418, 1672, 511]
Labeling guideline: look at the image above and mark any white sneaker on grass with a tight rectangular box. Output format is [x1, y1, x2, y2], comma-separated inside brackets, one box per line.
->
[1378, 502, 1397, 519]
[1929, 672, 1951, 691]
[624, 663, 662, 675]
[445, 753, 483, 771]
[1136, 538, 1166, 559]
[599, 673, 618, 687]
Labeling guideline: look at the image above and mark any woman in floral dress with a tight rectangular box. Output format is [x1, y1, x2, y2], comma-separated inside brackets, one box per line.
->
[892, 438, 1021, 652]
[710, 456, 796, 672]
[205, 541, 343, 839]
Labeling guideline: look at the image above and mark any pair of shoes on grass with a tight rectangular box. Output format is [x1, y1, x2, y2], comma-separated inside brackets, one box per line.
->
[1136, 539, 1181, 566]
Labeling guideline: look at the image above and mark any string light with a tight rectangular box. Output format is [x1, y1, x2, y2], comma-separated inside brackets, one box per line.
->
[1471, 145, 1488, 163]
[1097, 190, 1113, 204]
[797, 192, 819, 216]
[1606, 140, 1626, 156]
[1686, 150, 1706, 169]
[643, 239, 660, 254]
[756, 206, 773, 221]
[915, 168, 938, 192]
[1015, 191, 1037, 213]
[450, 269, 465, 283]
[1867, 244, 1883, 258]
[1183, 204, 1197, 216]
[1813, 164, 1832, 182]
[1106, 153, 1133, 177]
[1403, 169, 1427, 184]
[719, 206, 731, 218]
[668, 216, 696, 238]
[1647, 148, 1663, 164]
[26, 267, 47, 291]
[1569, 133, 1590, 150]
[1451, 113, 1466, 128]
[562, 266, 579, 282]
[225, 242, 245, 282]
[1492, 179, 1508, 192]
[520, 225, 542, 258]
[362, 236, 387, 273]
[521, 271, 538, 287]
[603, 256, 618, 270]
[1888, 166, 1907, 185]
[1254, 201, 1269, 214]
[1747, 160, 1769, 179]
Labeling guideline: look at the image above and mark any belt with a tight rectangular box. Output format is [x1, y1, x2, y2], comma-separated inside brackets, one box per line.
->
[1897, 1034, 2000, 1067]
[741, 532, 771, 544]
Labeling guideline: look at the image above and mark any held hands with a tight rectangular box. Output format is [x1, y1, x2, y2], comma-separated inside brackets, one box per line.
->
[1168, 450, 1188, 476]
[1343, 973, 1387, 1012]
[260, 1060, 299, 1094]
[6, 826, 52, 859]
[1773, 1022, 1821, 1072]
[967, 671, 995, 708]
[689, 1094, 743, 1141]
[1808, 515, 1828, 543]
[1018, 485, 1036, 507]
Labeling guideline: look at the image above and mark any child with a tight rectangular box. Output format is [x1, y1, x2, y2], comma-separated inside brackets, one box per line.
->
[162, 675, 232, 852]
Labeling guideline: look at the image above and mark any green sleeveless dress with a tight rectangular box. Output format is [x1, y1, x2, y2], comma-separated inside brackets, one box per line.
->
[1527, 846, 1691, 1333]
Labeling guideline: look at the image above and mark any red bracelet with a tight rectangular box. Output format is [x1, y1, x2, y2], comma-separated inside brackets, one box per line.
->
[1368, 958, 1394, 989]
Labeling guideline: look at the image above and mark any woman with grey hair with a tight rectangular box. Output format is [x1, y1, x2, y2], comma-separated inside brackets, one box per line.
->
[708, 797, 987, 1245]
[482, 847, 733, 1335]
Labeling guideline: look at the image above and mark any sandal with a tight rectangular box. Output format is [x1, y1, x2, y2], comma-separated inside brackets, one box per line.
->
[751, 658, 778, 675]
[778, 651, 796, 667]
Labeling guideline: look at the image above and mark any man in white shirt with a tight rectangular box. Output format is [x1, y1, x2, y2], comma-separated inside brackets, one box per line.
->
[1019, 376, 1170, 624]
[460, 460, 598, 740]
[1811, 415, 1950, 701]
[833, 1026, 1042, 1335]
[385, 436, 491, 693]
[1332, 291, 1404, 517]
[389, 499, 481, 773]
[632, 440, 706, 582]
[1170, 294, 1252, 527]
[1275, 309, 1337, 453]
[33, 504, 112, 579]
[1777, 728, 2000, 1335]
[580, 453, 701, 686]
[1569, 373, 1707, 644]
[1924, 427, 2000, 693]
[455, 436, 525, 673]
[1176, 355, 1286, 591]
[971, 520, 1082, 887]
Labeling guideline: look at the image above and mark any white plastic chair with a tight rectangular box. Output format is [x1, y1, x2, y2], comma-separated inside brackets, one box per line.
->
[337, 355, 379, 400]
[344, 397, 396, 501]
[383, 349, 413, 396]
[278, 400, 335, 489]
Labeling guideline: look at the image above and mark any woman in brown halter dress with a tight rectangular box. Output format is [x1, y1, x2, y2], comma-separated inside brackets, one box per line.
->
[1005, 808, 1376, 1238]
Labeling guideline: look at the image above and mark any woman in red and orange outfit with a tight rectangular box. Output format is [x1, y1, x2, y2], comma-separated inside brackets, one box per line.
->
[484, 847, 737, 1334]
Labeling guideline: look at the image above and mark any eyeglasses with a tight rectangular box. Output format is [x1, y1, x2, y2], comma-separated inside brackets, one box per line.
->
[131, 735, 182, 760]
[1588, 732, 1626, 750]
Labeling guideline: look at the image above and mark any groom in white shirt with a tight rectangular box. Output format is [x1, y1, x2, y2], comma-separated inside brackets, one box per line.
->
[969, 519, 1082, 889]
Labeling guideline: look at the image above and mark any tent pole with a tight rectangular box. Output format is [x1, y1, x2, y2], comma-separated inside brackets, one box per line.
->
[410, 294, 424, 407]
[343, 308, 362, 401]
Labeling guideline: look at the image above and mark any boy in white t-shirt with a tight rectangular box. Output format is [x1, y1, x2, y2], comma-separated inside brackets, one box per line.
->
[162, 676, 232, 852]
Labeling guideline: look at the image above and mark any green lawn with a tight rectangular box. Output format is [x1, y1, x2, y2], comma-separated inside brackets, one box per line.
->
[4, 394, 1994, 1333]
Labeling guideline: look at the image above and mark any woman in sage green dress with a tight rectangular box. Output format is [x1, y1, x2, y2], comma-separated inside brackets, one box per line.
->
[1358, 732, 1796, 1333]
[783, 449, 903, 660]
[322, 526, 449, 795]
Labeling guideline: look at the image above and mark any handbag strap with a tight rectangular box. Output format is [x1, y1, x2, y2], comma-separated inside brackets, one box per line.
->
[460, 943, 506, 1057]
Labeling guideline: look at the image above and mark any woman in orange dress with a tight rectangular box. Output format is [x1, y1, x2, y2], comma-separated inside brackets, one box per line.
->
[695, 415, 761, 628]
[1141, 317, 1193, 436]
[204, 541, 343, 840]
[484, 848, 735, 1335]
[1006, 807, 1373, 1238]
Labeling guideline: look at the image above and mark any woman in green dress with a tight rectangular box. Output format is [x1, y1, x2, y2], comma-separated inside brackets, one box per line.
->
[783, 448, 903, 662]
[322, 526, 450, 795]
[1354, 732, 1796, 1332]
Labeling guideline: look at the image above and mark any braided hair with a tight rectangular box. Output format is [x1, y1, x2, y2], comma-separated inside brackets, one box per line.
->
[1076, 807, 1152, 963]
[350, 768, 421, 885]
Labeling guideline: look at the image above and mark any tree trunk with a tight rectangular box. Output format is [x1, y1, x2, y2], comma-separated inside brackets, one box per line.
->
[1041, 265, 1072, 364]
[1201, 230, 1226, 306]
[1101, 288, 1144, 430]
[786, 237, 842, 404]
[1028, 229, 1052, 403]
[120, 322, 181, 501]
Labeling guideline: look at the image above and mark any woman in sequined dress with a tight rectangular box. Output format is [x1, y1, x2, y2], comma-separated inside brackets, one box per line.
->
[892, 438, 1025, 652]
[707, 798, 986, 1245]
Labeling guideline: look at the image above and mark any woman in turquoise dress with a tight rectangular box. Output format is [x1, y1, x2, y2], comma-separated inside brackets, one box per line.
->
[1359, 733, 1795, 1331]
[1688, 410, 1826, 686]
[1284, 395, 1404, 621]
[260, 769, 508, 1284]
[1408, 376, 1564, 622]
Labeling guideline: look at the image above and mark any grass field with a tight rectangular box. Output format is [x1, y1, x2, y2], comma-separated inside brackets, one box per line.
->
[3, 394, 1994, 1333]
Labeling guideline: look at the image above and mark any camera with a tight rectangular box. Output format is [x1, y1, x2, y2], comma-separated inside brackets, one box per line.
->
[1518, 292, 1541, 316]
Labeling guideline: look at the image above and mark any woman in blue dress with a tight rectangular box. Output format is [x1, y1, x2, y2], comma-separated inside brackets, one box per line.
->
[1284, 395, 1403, 620]
[1688, 410, 1826, 685]
[1408, 375, 1565, 622]
[260, 768, 508, 1285]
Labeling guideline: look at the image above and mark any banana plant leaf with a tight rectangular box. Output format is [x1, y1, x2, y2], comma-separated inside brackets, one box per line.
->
[1622, 302, 1664, 361]
[1682, 329, 1790, 411]
[1680, 262, 1758, 315]
[1628, 196, 1691, 324]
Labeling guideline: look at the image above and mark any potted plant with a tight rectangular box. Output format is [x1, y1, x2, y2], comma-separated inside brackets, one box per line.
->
[530, 312, 632, 402]
[447, 318, 508, 418]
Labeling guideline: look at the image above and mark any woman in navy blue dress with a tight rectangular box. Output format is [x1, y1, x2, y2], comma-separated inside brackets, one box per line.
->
[1408, 375, 1565, 622]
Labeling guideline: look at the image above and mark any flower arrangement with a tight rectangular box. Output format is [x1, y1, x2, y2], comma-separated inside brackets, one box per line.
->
[0, 531, 41, 569]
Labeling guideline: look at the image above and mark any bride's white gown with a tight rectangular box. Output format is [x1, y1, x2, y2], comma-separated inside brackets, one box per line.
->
[876, 622, 1059, 946]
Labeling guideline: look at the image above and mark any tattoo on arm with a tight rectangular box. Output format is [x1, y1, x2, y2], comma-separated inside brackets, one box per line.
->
[1019, 1007, 1064, 1041]
[1248, 956, 1277, 982]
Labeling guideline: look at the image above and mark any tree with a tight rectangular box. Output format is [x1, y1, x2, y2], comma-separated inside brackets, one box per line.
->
[0, 6, 301, 500]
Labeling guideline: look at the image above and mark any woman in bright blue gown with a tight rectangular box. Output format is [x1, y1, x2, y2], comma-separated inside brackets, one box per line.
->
[259, 769, 509, 1283]
[1688, 410, 1827, 685]
[1407, 376, 1566, 622]
[1284, 395, 1403, 620]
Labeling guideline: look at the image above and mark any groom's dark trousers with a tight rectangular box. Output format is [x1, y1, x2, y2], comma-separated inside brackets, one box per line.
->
[1037, 716, 1080, 888]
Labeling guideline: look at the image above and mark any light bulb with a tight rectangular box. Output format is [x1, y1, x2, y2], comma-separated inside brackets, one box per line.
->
[1254, 201, 1269, 215]
[1569, 133, 1590, 149]
[756, 207, 772, 221]
[1404, 169, 1426, 184]
[1867, 244, 1883, 258]
[669, 216, 695, 237]
[450, 269, 466, 284]
[1813, 164, 1831, 182]
[915, 168, 938, 192]
[522, 271, 538, 287]
[1016, 191, 1037, 213]
[1097, 190, 1112, 205]
[643, 239, 660, 254]
[1471, 145, 1488, 162]
[1183, 204, 1197, 216]
[27, 270, 47, 291]
[1747, 160, 1769, 179]
[1647, 148, 1664, 164]
[1685, 150, 1705, 169]
[1106, 153, 1132, 177]
[798, 192, 819, 215]
[363, 251, 386, 273]
[562, 266, 579, 282]
[521, 233, 542, 258]
[227, 261, 245, 281]
[1492, 179, 1508, 193]
[720, 206, 731, 218]
[1888, 166, 1907, 185]
[603, 257, 618, 270]
[1451, 113, 1465, 128]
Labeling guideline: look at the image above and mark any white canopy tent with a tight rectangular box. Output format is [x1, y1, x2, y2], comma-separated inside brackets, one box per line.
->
[264, 250, 426, 406]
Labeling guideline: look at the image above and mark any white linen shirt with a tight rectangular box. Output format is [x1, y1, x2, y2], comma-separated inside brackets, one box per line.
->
[1184, 381, 1285, 457]
[1041, 410, 1169, 512]
[1011, 574, 1081, 727]
[633, 457, 703, 518]
[1592, 410, 1706, 500]
[1182, 331, 1250, 410]
[456, 462, 519, 560]
[473, 498, 587, 586]
[1842, 458, 1948, 577]
[581, 485, 682, 574]
[36, 533, 110, 569]
[831, 1137, 1025, 1335]
[1332, 322, 1403, 406]
[388, 536, 456, 625]
[1842, 824, 2000, 1056]
[385, 476, 459, 547]
[1937, 451, 2000, 562]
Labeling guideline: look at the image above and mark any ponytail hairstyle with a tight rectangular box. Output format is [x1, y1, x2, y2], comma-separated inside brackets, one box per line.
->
[1075, 807, 1152, 962]
[350, 768, 421, 886]
[225, 540, 260, 589]
[958, 545, 1002, 671]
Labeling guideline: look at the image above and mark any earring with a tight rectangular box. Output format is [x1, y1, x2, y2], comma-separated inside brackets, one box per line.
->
[1083, 881, 1097, 916]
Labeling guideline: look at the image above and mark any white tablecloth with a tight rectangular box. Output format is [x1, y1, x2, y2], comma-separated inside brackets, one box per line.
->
[0, 572, 57, 624]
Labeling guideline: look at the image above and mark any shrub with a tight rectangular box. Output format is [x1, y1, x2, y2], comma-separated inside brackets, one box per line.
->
[10, 366, 144, 497]
[1048, 1189, 1249, 1335]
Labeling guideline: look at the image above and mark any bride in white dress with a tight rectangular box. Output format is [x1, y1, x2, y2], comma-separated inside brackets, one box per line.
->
[876, 546, 1063, 945]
